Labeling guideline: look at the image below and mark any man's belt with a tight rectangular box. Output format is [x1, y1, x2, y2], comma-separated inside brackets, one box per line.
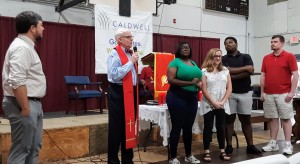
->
[28, 97, 41, 101]
[6, 96, 41, 102]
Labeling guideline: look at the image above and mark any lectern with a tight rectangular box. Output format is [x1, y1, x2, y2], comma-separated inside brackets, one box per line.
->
[141, 52, 175, 99]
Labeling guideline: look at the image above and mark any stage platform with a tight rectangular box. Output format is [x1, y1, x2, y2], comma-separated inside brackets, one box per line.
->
[1, 109, 297, 163]
[0, 110, 110, 164]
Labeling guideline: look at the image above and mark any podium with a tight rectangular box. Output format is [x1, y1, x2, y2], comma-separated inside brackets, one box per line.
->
[141, 52, 175, 99]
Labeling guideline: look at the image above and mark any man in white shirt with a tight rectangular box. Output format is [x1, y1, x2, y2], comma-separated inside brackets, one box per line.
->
[2, 11, 46, 164]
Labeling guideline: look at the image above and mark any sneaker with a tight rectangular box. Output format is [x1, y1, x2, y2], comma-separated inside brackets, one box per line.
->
[247, 145, 262, 156]
[282, 142, 293, 155]
[185, 155, 200, 163]
[169, 158, 180, 164]
[262, 140, 279, 152]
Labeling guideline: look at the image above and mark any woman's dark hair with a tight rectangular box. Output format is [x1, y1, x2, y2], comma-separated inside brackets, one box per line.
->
[16, 11, 42, 34]
[175, 41, 192, 59]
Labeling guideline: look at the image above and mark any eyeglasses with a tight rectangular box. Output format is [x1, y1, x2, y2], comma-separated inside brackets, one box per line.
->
[121, 35, 134, 39]
[214, 55, 222, 58]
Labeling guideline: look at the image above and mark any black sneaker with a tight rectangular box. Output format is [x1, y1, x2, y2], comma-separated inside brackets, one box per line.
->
[247, 145, 262, 156]
[225, 145, 233, 155]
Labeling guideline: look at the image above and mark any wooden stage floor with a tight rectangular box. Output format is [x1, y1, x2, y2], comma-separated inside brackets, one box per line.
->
[1, 110, 300, 163]
[0, 110, 109, 164]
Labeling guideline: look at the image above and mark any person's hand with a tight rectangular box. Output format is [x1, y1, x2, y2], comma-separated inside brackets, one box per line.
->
[219, 101, 225, 108]
[260, 92, 265, 101]
[21, 107, 30, 117]
[244, 65, 254, 73]
[140, 79, 146, 86]
[195, 81, 202, 89]
[192, 78, 199, 85]
[285, 92, 295, 103]
[212, 101, 222, 109]
[130, 52, 139, 63]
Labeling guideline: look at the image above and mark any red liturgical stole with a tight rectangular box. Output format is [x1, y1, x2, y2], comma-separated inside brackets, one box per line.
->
[115, 45, 139, 149]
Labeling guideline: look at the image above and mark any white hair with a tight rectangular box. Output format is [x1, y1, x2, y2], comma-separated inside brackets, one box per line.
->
[115, 28, 131, 40]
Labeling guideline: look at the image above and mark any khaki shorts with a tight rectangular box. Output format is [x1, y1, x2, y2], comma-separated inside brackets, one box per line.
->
[263, 93, 294, 119]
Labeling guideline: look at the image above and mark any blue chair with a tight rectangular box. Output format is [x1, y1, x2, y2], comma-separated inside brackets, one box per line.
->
[64, 76, 103, 115]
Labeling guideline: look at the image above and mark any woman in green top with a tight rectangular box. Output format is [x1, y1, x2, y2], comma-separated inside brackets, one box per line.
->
[166, 42, 202, 164]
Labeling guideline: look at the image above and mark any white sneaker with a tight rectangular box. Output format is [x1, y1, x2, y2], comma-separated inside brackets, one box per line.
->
[185, 155, 200, 163]
[283, 142, 293, 155]
[262, 140, 279, 152]
[169, 158, 180, 164]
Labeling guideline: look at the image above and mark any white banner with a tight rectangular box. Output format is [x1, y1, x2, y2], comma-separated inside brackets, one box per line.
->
[95, 4, 153, 74]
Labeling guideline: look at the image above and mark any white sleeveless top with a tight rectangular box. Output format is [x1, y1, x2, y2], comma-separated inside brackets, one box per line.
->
[200, 67, 231, 115]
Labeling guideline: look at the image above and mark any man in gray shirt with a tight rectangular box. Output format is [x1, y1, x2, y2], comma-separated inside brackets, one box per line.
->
[2, 11, 46, 164]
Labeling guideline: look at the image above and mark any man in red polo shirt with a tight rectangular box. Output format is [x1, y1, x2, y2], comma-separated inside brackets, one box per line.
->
[260, 35, 299, 155]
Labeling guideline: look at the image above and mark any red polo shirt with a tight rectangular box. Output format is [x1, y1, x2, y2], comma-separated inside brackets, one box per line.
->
[261, 50, 298, 94]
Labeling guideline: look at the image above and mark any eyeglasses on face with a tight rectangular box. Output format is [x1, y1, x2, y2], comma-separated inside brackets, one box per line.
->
[213, 55, 222, 58]
[122, 35, 134, 39]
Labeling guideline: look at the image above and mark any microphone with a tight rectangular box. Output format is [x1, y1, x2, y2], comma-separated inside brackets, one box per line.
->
[133, 46, 138, 67]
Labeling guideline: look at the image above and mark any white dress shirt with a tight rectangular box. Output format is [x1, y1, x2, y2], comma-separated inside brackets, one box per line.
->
[2, 34, 46, 98]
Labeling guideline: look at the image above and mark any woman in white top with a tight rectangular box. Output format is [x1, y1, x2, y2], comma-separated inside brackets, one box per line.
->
[200, 48, 232, 162]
